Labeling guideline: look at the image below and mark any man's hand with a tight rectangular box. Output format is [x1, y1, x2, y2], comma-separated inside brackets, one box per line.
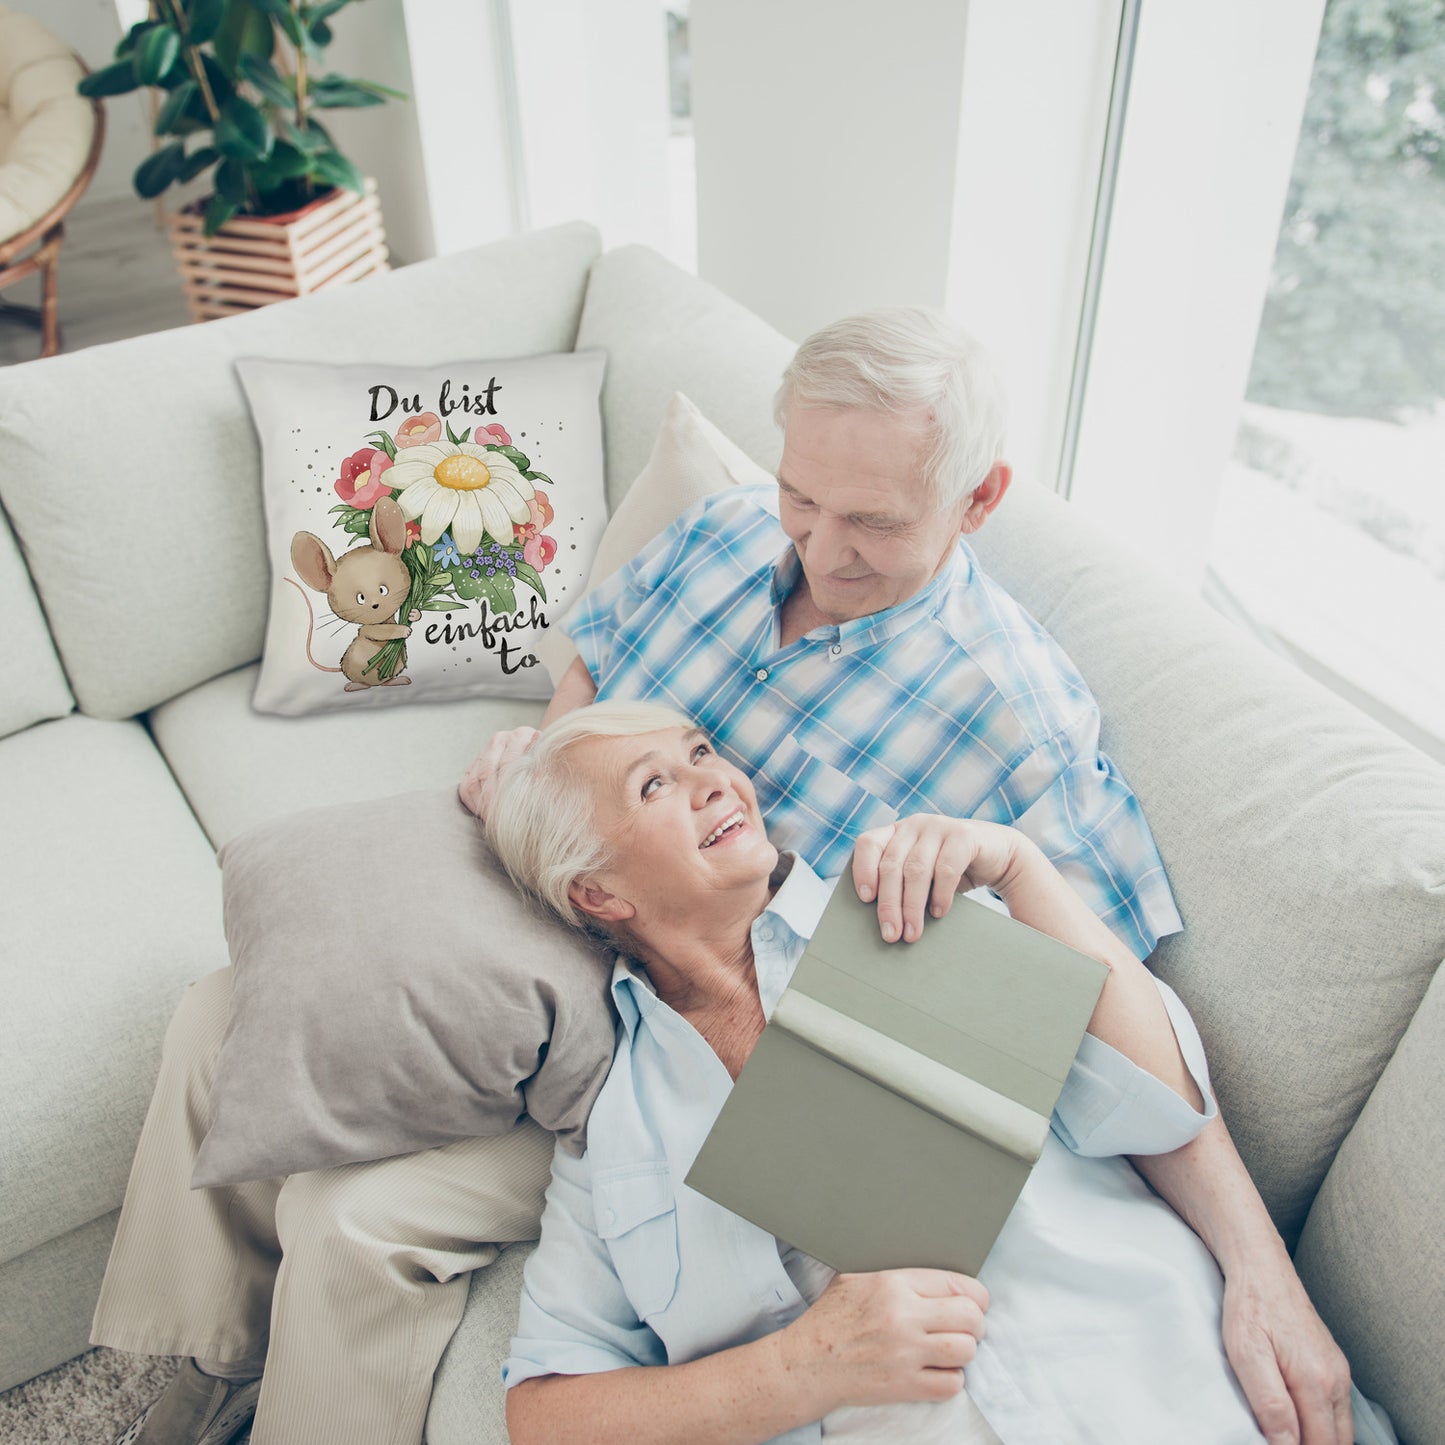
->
[459, 726, 540, 822]
[1222, 1262, 1353, 1445]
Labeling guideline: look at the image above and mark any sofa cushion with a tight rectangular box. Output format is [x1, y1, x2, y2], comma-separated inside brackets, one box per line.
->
[576, 245, 795, 510]
[1294, 958, 1445, 1445]
[0, 222, 601, 721]
[148, 662, 543, 850]
[967, 478, 1445, 1244]
[0, 500, 71, 738]
[0, 715, 227, 1266]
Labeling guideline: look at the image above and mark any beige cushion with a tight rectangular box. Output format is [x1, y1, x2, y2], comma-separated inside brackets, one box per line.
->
[575, 245, 794, 509]
[968, 478, 1445, 1245]
[0, 500, 72, 739]
[0, 714, 227, 1266]
[194, 791, 616, 1186]
[0, 9, 90, 241]
[534, 392, 771, 682]
[0, 222, 602, 720]
[1294, 959, 1445, 1445]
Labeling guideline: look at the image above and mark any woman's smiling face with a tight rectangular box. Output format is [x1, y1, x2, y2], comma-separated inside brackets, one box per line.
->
[566, 726, 778, 927]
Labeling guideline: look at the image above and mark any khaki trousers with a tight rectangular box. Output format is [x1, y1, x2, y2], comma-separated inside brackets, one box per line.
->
[91, 968, 555, 1445]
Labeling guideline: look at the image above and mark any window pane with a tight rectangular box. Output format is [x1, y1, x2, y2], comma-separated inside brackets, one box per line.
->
[1208, 0, 1445, 758]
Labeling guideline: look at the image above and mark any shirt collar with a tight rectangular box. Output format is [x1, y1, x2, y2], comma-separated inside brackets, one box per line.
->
[767, 542, 972, 651]
[609, 852, 835, 1037]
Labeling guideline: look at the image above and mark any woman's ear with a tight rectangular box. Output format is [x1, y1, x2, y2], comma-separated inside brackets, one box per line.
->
[568, 879, 635, 925]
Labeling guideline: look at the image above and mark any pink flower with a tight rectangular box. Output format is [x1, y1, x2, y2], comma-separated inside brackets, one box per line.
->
[335, 447, 395, 508]
[395, 412, 443, 448]
[476, 422, 511, 447]
[404, 520, 422, 546]
[523, 533, 557, 570]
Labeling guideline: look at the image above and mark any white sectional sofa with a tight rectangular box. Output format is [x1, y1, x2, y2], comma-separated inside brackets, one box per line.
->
[1, 222, 1441, 1444]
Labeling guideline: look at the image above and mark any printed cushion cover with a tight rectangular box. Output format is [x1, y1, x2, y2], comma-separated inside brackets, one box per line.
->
[193, 788, 618, 1187]
[238, 351, 607, 716]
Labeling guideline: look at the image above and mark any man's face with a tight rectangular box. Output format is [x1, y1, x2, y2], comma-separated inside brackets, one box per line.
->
[776, 405, 973, 623]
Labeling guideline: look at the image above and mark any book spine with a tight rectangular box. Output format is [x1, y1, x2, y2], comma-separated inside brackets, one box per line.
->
[771, 990, 1050, 1164]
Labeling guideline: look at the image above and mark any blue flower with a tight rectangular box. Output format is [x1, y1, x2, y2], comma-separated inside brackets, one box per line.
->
[433, 534, 462, 568]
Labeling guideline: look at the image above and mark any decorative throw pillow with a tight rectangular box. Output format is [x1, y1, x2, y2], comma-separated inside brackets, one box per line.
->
[534, 391, 775, 684]
[238, 351, 607, 716]
[192, 788, 619, 1188]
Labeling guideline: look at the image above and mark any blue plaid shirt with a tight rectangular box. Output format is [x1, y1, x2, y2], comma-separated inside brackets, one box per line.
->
[566, 485, 1180, 959]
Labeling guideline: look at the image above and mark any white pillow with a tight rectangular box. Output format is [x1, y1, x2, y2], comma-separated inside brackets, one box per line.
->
[534, 392, 775, 684]
[238, 352, 608, 715]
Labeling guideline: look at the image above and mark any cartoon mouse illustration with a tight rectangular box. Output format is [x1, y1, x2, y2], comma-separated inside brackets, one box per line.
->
[287, 495, 422, 691]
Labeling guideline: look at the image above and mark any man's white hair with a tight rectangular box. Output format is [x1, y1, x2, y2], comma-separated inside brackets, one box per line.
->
[774, 307, 1008, 511]
[488, 699, 696, 931]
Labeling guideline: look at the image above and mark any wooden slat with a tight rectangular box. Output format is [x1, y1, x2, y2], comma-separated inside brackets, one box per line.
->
[178, 265, 300, 296]
[292, 196, 380, 263]
[312, 247, 389, 292]
[174, 248, 299, 278]
[295, 220, 386, 288]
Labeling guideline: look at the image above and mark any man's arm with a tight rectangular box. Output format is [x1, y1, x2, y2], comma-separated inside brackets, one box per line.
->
[545, 654, 599, 724]
[1131, 1120, 1353, 1445]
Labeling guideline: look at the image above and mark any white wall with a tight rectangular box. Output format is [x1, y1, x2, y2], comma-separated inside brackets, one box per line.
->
[690, 0, 972, 342]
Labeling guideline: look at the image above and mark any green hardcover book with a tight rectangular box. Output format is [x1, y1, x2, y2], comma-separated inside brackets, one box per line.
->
[684, 886, 1110, 1276]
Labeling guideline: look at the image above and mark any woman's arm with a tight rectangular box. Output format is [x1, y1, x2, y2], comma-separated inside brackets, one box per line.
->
[851, 815, 1203, 1108]
[509, 1269, 987, 1445]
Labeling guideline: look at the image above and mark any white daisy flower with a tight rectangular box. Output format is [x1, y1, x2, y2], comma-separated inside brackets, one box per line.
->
[387, 442, 536, 554]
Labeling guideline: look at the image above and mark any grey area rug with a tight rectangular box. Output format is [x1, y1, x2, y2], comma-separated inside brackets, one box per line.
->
[0, 1350, 252, 1445]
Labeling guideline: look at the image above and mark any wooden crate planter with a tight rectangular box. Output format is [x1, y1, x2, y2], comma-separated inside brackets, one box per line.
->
[166, 179, 389, 322]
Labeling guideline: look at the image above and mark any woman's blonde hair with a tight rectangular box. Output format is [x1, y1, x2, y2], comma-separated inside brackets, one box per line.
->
[487, 699, 696, 930]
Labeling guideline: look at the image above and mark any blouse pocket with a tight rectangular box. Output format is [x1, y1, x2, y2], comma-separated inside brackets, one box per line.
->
[593, 1162, 681, 1321]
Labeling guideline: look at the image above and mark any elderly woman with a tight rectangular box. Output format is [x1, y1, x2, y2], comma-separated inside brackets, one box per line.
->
[487, 700, 1321, 1445]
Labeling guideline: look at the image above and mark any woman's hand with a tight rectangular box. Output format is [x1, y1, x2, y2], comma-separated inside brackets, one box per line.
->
[779, 1269, 989, 1412]
[459, 726, 540, 821]
[852, 815, 1029, 943]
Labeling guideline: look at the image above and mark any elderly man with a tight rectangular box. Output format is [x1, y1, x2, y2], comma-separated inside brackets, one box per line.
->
[464, 309, 1353, 1445]
[95, 311, 1350, 1445]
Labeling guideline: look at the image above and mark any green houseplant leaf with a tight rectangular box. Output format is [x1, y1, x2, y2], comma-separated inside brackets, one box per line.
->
[310, 148, 364, 194]
[177, 144, 220, 182]
[134, 141, 186, 198]
[79, 59, 143, 98]
[154, 79, 198, 135]
[238, 53, 295, 108]
[185, 0, 227, 48]
[203, 192, 238, 235]
[309, 75, 385, 108]
[213, 0, 275, 75]
[134, 24, 181, 85]
[215, 95, 273, 160]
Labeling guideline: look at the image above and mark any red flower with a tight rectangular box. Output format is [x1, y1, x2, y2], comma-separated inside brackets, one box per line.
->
[476, 422, 512, 447]
[523, 533, 557, 569]
[395, 412, 443, 448]
[336, 447, 395, 508]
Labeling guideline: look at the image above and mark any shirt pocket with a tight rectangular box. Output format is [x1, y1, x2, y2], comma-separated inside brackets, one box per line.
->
[593, 1162, 681, 1321]
[758, 731, 898, 863]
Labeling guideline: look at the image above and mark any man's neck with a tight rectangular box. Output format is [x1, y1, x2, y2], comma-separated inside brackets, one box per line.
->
[778, 580, 833, 649]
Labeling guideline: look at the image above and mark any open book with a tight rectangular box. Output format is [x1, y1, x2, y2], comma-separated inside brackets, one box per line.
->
[684, 884, 1109, 1275]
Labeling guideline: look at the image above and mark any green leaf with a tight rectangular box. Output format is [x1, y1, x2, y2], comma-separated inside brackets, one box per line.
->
[342, 511, 372, 538]
[215, 155, 249, 204]
[213, 0, 274, 75]
[199, 52, 235, 106]
[133, 142, 186, 198]
[351, 78, 409, 101]
[514, 562, 548, 602]
[445, 420, 469, 445]
[524, 471, 553, 486]
[308, 18, 333, 46]
[134, 25, 181, 85]
[177, 144, 219, 182]
[186, 0, 227, 47]
[239, 53, 295, 107]
[302, 0, 352, 23]
[203, 192, 238, 235]
[115, 20, 156, 59]
[215, 95, 273, 160]
[309, 148, 363, 194]
[363, 429, 396, 460]
[491, 444, 532, 472]
[264, 139, 311, 178]
[80, 60, 143, 98]
[281, 115, 332, 154]
[309, 75, 384, 108]
[154, 79, 198, 135]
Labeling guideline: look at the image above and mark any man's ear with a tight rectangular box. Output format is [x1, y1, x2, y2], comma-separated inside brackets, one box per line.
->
[958, 462, 1012, 536]
[567, 879, 635, 925]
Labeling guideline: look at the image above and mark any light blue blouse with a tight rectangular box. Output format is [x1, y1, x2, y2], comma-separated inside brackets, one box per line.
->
[504, 858, 1269, 1443]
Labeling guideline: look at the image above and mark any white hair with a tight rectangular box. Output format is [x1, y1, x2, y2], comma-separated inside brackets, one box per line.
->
[774, 307, 1008, 510]
[488, 700, 696, 931]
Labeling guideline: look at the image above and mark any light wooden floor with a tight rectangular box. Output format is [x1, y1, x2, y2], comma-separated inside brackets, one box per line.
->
[0, 195, 192, 367]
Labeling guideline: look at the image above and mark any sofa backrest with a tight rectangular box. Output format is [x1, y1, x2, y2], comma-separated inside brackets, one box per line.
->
[0, 498, 72, 738]
[971, 478, 1445, 1245]
[0, 221, 602, 721]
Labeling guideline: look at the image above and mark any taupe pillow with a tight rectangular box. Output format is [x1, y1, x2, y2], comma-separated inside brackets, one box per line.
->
[192, 789, 617, 1188]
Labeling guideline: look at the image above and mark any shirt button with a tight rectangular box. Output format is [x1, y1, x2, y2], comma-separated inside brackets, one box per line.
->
[755, 668, 769, 681]
[830, 644, 842, 655]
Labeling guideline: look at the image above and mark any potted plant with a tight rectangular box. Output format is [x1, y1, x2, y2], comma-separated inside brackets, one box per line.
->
[79, 0, 404, 319]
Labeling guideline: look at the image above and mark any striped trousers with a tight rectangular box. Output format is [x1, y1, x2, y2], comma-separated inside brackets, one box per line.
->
[91, 968, 554, 1445]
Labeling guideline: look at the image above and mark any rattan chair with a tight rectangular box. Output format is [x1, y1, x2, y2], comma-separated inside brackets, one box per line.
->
[0, 7, 104, 359]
